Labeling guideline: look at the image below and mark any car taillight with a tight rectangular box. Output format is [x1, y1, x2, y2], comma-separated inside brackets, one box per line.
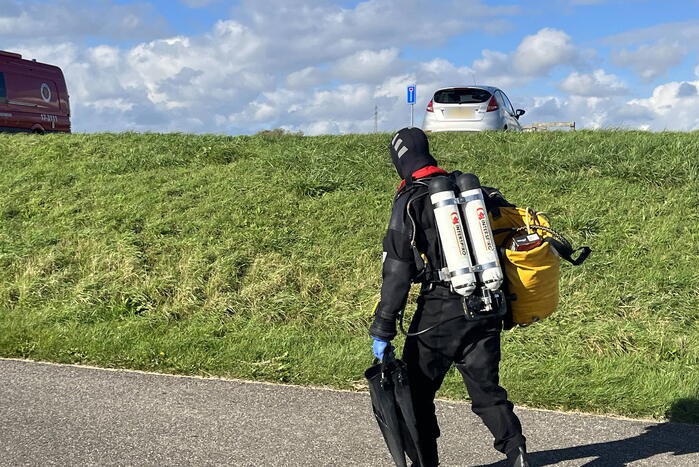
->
[486, 96, 499, 112]
[426, 99, 433, 112]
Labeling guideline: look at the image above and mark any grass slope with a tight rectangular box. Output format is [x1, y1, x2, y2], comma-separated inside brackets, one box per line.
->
[0, 131, 697, 422]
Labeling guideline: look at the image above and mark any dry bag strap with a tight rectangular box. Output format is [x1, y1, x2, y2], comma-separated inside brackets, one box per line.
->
[522, 224, 591, 266]
[546, 237, 591, 266]
[505, 224, 591, 266]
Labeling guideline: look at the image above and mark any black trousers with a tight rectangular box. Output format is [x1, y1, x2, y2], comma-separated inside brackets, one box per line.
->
[403, 289, 526, 466]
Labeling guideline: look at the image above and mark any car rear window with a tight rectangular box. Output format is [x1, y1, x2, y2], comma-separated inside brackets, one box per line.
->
[433, 88, 491, 104]
[0, 72, 6, 99]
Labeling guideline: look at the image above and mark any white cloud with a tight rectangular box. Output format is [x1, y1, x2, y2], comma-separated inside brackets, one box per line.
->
[123, 21, 266, 107]
[559, 70, 628, 97]
[604, 20, 699, 48]
[612, 41, 687, 82]
[416, 59, 475, 87]
[520, 95, 610, 129]
[465, 28, 591, 90]
[303, 85, 377, 120]
[0, 0, 168, 41]
[627, 79, 699, 130]
[472, 50, 514, 86]
[9, 19, 273, 133]
[285, 67, 327, 90]
[522, 77, 699, 131]
[221, 0, 520, 75]
[512, 28, 581, 76]
[88, 45, 120, 68]
[331, 48, 402, 83]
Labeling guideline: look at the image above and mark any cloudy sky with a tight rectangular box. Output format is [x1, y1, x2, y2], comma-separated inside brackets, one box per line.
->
[3, 0, 699, 134]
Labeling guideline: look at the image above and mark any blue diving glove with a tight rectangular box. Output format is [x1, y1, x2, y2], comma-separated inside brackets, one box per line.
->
[372, 337, 390, 360]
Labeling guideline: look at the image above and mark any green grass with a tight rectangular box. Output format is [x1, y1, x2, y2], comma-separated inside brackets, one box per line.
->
[1, 130, 697, 422]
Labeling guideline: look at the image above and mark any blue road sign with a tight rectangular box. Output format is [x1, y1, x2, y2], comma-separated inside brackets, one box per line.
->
[407, 85, 416, 104]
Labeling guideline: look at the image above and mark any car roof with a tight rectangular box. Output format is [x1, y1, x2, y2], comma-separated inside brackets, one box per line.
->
[434, 85, 500, 93]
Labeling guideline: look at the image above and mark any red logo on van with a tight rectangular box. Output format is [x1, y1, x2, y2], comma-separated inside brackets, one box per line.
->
[477, 208, 486, 220]
[450, 212, 459, 224]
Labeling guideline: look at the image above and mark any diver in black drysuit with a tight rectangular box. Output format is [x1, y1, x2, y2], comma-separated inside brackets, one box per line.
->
[369, 127, 530, 467]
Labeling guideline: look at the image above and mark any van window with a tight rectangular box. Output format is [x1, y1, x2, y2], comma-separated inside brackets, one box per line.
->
[0, 72, 6, 99]
[433, 88, 492, 104]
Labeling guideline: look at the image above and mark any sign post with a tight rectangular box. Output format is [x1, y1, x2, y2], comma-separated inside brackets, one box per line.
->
[407, 84, 416, 127]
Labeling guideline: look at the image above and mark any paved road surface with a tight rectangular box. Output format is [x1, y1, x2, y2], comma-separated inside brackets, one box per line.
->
[1, 359, 697, 466]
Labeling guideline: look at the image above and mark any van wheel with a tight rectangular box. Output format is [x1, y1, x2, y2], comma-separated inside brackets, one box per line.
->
[31, 129, 44, 135]
[503, 125, 508, 130]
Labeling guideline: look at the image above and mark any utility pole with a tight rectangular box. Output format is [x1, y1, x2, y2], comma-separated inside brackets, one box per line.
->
[374, 105, 378, 133]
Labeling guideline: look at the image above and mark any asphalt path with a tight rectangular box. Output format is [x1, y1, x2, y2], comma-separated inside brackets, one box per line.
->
[1, 358, 697, 466]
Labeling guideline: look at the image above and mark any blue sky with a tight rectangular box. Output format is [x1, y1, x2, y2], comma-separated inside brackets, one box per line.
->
[3, 0, 699, 133]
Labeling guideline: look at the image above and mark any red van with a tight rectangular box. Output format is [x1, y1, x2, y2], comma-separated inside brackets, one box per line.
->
[0, 50, 71, 133]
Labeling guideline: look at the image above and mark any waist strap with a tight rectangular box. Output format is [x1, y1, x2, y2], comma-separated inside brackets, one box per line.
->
[419, 282, 459, 298]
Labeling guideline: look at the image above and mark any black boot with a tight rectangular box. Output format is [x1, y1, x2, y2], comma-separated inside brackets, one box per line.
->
[506, 446, 531, 467]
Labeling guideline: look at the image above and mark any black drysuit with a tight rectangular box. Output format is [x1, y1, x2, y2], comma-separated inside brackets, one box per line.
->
[369, 171, 526, 466]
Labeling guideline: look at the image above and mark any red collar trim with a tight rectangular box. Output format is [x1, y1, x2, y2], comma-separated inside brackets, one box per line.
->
[398, 166, 448, 189]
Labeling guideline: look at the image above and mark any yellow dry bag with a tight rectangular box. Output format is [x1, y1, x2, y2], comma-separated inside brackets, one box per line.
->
[490, 207, 590, 326]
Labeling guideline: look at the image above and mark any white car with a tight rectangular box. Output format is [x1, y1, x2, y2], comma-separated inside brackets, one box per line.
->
[422, 86, 525, 132]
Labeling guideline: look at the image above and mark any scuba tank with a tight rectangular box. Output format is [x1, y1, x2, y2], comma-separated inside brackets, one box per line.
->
[428, 176, 477, 296]
[427, 173, 507, 321]
[456, 173, 504, 291]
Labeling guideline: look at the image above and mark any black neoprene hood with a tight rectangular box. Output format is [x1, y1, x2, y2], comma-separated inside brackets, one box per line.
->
[389, 127, 438, 180]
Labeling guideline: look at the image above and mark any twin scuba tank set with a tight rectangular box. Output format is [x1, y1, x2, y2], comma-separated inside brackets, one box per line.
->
[429, 173, 507, 320]
[399, 171, 590, 333]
